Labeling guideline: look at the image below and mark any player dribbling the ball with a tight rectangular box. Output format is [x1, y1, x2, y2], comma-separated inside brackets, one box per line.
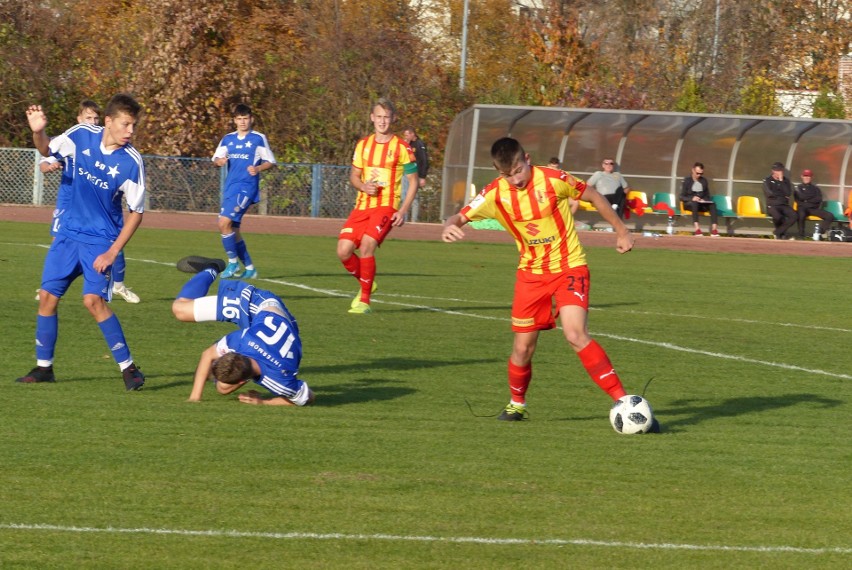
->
[442, 138, 652, 427]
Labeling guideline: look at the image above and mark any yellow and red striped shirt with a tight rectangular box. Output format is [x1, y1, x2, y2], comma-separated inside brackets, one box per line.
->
[460, 166, 588, 274]
[351, 134, 416, 210]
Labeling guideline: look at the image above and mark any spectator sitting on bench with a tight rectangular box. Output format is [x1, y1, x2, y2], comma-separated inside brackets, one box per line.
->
[794, 169, 834, 239]
[588, 157, 630, 219]
[763, 162, 798, 240]
[680, 161, 719, 237]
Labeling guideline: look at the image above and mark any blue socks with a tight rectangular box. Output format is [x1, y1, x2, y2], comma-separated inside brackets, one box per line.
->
[235, 239, 253, 268]
[176, 269, 217, 300]
[35, 314, 58, 363]
[98, 314, 131, 365]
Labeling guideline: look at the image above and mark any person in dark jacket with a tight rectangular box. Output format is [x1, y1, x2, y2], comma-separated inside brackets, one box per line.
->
[763, 162, 798, 239]
[680, 162, 719, 236]
[402, 127, 429, 222]
[794, 169, 834, 238]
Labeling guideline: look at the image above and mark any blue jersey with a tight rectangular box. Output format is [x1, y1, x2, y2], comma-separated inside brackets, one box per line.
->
[48, 123, 145, 246]
[216, 309, 309, 405]
[40, 154, 74, 236]
[215, 280, 298, 333]
[212, 130, 276, 199]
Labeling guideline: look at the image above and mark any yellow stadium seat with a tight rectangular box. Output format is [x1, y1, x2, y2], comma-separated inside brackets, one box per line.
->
[736, 195, 766, 218]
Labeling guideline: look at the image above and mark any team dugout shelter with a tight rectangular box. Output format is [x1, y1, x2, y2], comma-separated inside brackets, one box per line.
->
[441, 104, 852, 232]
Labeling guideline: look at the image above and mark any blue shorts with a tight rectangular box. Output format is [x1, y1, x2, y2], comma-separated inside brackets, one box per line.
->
[41, 235, 114, 299]
[216, 280, 293, 331]
[219, 184, 259, 225]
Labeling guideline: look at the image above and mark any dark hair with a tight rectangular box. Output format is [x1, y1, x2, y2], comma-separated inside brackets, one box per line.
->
[212, 352, 253, 384]
[549, 157, 560, 165]
[233, 103, 252, 117]
[491, 137, 525, 170]
[693, 162, 704, 169]
[79, 99, 101, 116]
[103, 94, 140, 119]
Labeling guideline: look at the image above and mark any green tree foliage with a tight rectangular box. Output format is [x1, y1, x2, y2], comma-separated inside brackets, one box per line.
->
[812, 88, 846, 119]
[738, 74, 778, 116]
[3, 0, 852, 164]
[674, 77, 708, 113]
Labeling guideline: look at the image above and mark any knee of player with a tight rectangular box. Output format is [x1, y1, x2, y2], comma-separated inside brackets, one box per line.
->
[563, 328, 591, 351]
[172, 299, 194, 321]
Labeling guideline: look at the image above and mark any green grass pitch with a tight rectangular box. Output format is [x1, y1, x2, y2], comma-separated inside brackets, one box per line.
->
[0, 220, 849, 568]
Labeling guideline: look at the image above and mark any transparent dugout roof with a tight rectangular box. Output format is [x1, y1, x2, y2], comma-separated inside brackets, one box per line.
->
[441, 104, 852, 219]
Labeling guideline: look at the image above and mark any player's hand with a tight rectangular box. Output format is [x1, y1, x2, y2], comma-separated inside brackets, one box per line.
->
[247, 165, 258, 176]
[442, 224, 466, 243]
[361, 181, 379, 196]
[391, 210, 406, 227]
[615, 231, 635, 254]
[93, 250, 118, 274]
[26, 105, 47, 133]
[238, 390, 265, 405]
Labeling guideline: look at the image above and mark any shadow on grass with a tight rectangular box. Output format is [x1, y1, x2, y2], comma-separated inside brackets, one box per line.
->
[660, 393, 842, 432]
[314, 378, 416, 406]
[548, 393, 842, 431]
[303, 356, 499, 375]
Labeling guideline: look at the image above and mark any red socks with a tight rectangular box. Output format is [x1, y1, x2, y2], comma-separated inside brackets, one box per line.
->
[359, 256, 376, 303]
[508, 359, 532, 404]
[577, 340, 626, 400]
[342, 255, 360, 279]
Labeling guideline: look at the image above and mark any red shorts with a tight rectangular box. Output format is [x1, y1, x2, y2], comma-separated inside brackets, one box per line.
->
[338, 206, 396, 248]
[511, 266, 590, 332]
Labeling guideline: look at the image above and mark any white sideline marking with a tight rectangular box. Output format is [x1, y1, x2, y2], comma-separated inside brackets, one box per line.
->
[9, 245, 849, 380]
[595, 332, 852, 381]
[1, 523, 849, 555]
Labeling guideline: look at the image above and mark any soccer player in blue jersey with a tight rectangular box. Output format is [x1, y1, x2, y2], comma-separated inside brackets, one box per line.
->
[212, 104, 277, 280]
[16, 94, 146, 391]
[37, 100, 140, 304]
[173, 256, 313, 406]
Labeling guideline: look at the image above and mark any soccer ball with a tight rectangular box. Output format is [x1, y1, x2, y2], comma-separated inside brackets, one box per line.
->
[609, 395, 655, 434]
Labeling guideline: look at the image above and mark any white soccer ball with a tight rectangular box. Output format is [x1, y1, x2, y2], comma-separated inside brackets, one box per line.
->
[609, 395, 655, 434]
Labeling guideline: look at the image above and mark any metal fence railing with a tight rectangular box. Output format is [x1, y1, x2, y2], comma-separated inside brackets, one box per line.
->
[0, 148, 442, 223]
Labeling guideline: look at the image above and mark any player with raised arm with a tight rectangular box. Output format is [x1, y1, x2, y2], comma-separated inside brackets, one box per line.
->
[442, 138, 655, 430]
[17, 94, 146, 390]
[38, 100, 140, 303]
[212, 104, 276, 279]
[174, 256, 313, 406]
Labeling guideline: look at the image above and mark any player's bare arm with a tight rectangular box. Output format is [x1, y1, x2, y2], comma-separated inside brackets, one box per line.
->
[441, 213, 468, 242]
[392, 172, 420, 226]
[238, 389, 315, 406]
[188, 344, 219, 402]
[93, 212, 143, 273]
[583, 186, 634, 254]
[26, 105, 51, 156]
[39, 161, 63, 174]
[247, 161, 275, 176]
